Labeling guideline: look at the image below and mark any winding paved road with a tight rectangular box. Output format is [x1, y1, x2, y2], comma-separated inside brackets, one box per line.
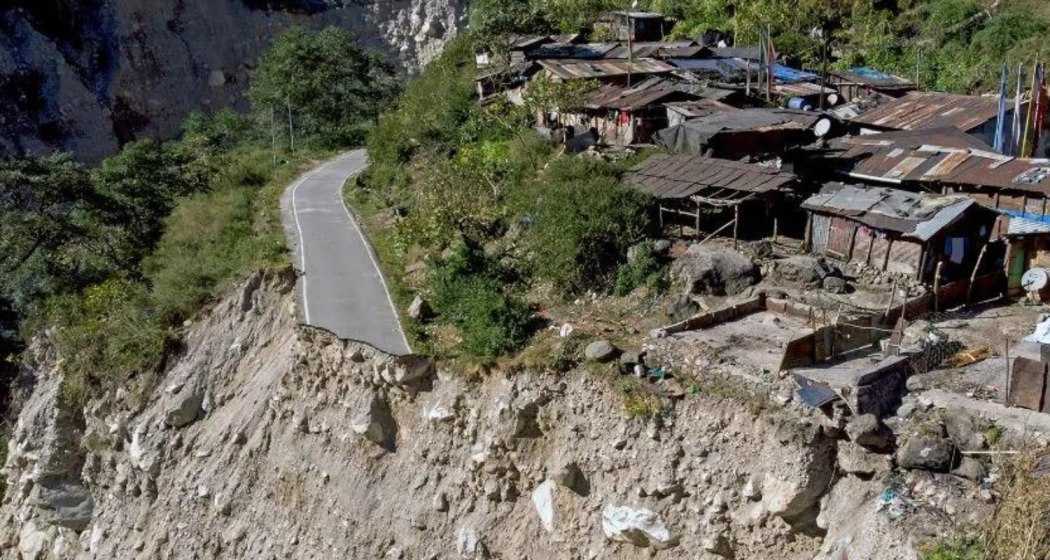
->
[280, 150, 411, 355]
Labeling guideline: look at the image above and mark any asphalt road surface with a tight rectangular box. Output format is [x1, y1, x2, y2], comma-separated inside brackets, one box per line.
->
[280, 150, 411, 355]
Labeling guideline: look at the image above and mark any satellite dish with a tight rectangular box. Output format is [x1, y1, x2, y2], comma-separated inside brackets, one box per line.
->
[813, 117, 833, 138]
[1022, 267, 1049, 292]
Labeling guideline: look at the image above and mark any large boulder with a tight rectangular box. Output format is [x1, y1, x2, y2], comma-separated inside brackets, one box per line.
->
[165, 388, 204, 428]
[671, 246, 758, 296]
[845, 414, 895, 452]
[769, 256, 841, 289]
[601, 505, 678, 549]
[584, 340, 619, 362]
[350, 393, 398, 450]
[897, 434, 955, 472]
[30, 478, 94, 532]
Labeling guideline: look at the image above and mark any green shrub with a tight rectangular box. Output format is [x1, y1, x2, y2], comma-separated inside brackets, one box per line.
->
[614, 243, 667, 296]
[429, 243, 533, 357]
[920, 536, 986, 560]
[517, 156, 652, 295]
[45, 279, 168, 406]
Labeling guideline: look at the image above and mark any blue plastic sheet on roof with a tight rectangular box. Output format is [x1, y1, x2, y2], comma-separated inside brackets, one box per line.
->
[1003, 209, 1050, 225]
[773, 64, 818, 84]
[850, 66, 894, 81]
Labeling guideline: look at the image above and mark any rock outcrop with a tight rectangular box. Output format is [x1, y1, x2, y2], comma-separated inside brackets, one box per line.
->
[0, 0, 467, 162]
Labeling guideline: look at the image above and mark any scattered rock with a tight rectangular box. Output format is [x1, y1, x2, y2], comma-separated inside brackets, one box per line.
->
[942, 409, 984, 450]
[836, 441, 891, 477]
[601, 505, 678, 549]
[822, 276, 848, 294]
[408, 295, 431, 321]
[550, 458, 588, 496]
[701, 528, 734, 557]
[665, 294, 700, 322]
[351, 394, 398, 450]
[165, 388, 205, 428]
[845, 414, 894, 452]
[30, 479, 94, 532]
[770, 256, 841, 288]
[585, 340, 619, 362]
[432, 492, 449, 512]
[952, 457, 987, 481]
[1034, 455, 1050, 479]
[671, 246, 759, 296]
[456, 526, 486, 559]
[897, 434, 955, 472]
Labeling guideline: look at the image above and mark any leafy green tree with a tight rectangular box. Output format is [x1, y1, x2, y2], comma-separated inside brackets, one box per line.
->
[249, 26, 400, 148]
[0, 154, 107, 310]
[92, 139, 210, 267]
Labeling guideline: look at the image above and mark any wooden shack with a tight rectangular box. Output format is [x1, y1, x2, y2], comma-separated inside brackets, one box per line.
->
[802, 184, 997, 283]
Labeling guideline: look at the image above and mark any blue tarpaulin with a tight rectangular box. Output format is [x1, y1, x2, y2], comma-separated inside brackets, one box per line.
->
[773, 64, 818, 84]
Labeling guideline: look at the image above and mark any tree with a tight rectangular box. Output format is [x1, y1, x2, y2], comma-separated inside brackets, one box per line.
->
[249, 26, 400, 148]
[92, 139, 210, 267]
[0, 154, 104, 310]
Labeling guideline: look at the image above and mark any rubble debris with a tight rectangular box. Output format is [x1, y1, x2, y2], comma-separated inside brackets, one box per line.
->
[601, 505, 678, 549]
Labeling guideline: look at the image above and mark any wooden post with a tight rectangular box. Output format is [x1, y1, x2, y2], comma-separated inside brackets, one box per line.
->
[933, 261, 944, 313]
[658, 205, 665, 230]
[733, 204, 740, 249]
[772, 216, 779, 243]
[884, 277, 898, 320]
[803, 214, 813, 252]
[695, 199, 701, 239]
[1004, 337, 1011, 405]
[967, 243, 989, 303]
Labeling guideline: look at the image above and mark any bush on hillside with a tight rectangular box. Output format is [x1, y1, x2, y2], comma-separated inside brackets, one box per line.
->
[429, 243, 533, 357]
[517, 156, 652, 295]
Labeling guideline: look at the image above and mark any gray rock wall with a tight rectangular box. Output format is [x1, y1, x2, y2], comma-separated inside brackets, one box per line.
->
[0, 0, 467, 162]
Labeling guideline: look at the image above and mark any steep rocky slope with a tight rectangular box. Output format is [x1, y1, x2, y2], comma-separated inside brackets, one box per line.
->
[0, 0, 466, 162]
[0, 270, 1003, 559]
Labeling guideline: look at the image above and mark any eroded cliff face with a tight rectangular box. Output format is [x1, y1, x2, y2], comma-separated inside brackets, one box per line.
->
[0, 0, 466, 162]
[0, 270, 998, 560]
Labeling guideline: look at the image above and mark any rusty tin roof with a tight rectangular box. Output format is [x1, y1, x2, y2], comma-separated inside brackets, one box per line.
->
[828, 131, 1050, 194]
[538, 58, 676, 80]
[625, 154, 796, 199]
[847, 92, 1004, 132]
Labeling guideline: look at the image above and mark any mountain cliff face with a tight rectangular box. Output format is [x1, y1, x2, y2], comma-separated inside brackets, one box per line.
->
[0, 271, 996, 560]
[0, 0, 466, 162]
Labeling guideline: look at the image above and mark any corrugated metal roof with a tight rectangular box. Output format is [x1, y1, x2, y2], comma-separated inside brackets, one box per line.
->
[802, 183, 975, 241]
[625, 154, 796, 199]
[848, 92, 1004, 132]
[773, 81, 836, 98]
[831, 67, 915, 90]
[583, 78, 692, 111]
[529, 43, 618, 60]
[828, 132, 1050, 194]
[665, 99, 739, 118]
[538, 58, 675, 80]
[605, 41, 698, 59]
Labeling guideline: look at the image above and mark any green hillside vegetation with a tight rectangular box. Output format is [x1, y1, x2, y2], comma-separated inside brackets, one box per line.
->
[0, 26, 394, 406]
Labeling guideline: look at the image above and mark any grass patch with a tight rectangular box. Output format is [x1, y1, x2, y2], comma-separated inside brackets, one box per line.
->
[920, 536, 985, 560]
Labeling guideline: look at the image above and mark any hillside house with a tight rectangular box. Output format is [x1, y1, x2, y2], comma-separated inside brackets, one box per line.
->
[555, 78, 699, 146]
[594, 11, 672, 42]
[802, 184, 997, 283]
[846, 92, 1026, 151]
[828, 67, 916, 102]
